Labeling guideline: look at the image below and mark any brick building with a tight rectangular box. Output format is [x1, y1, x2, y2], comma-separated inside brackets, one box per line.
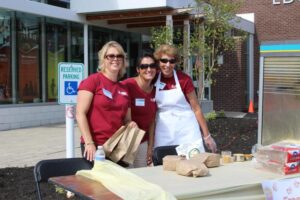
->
[212, 0, 300, 111]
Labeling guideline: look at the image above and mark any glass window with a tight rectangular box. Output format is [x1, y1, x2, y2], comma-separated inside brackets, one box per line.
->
[17, 13, 41, 103]
[88, 26, 110, 74]
[46, 0, 70, 8]
[46, 19, 67, 102]
[70, 22, 83, 63]
[128, 33, 141, 77]
[0, 10, 11, 104]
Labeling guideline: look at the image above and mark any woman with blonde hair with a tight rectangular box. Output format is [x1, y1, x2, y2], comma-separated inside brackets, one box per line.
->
[76, 41, 136, 162]
[154, 44, 217, 153]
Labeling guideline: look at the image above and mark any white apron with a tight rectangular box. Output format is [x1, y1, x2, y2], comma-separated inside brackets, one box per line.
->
[154, 70, 205, 152]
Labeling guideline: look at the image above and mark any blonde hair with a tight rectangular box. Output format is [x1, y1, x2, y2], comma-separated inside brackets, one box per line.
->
[98, 41, 126, 80]
[154, 44, 180, 62]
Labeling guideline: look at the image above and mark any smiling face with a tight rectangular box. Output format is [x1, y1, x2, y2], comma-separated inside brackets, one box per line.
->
[103, 47, 124, 74]
[159, 54, 176, 78]
[137, 57, 157, 81]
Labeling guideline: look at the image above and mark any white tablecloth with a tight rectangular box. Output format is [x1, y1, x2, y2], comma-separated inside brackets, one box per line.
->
[130, 161, 298, 200]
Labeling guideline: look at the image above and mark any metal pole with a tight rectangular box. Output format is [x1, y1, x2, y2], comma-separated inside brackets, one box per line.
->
[83, 24, 88, 78]
[66, 104, 75, 158]
[258, 56, 264, 145]
[248, 34, 254, 104]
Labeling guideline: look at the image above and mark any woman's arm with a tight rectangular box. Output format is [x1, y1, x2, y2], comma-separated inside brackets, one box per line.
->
[124, 108, 137, 128]
[186, 91, 217, 152]
[187, 91, 210, 137]
[76, 90, 96, 161]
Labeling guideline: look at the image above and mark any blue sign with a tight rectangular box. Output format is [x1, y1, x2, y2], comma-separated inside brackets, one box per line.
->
[64, 81, 78, 95]
[58, 62, 84, 104]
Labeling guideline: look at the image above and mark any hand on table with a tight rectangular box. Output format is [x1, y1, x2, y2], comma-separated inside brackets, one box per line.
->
[84, 144, 96, 162]
[204, 135, 217, 153]
[147, 148, 153, 166]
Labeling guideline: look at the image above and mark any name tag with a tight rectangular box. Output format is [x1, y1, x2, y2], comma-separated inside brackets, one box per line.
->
[158, 82, 166, 90]
[102, 88, 112, 99]
[135, 98, 145, 106]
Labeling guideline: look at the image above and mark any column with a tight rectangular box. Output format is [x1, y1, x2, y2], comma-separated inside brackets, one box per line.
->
[41, 17, 46, 102]
[248, 33, 254, 104]
[166, 15, 173, 44]
[183, 19, 191, 76]
[83, 24, 88, 78]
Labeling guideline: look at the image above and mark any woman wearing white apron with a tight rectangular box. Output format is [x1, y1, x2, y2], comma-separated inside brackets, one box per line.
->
[153, 44, 217, 152]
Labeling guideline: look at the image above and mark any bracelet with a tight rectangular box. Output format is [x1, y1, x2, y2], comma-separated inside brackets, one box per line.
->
[85, 142, 95, 146]
[203, 134, 211, 140]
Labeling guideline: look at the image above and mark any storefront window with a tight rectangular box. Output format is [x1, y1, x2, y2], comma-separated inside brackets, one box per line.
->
[17, 13, 41, 103]
[88, 27, 110, 74]
[0, 11, 11, 104]
[46, 19, 67, 102]
[128, 33, 141, 77]
[70, 22, 83, 63]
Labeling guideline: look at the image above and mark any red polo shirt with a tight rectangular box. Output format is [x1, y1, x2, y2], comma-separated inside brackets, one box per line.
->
[121, 78, 157, 142]
[78, 72, 130, 145]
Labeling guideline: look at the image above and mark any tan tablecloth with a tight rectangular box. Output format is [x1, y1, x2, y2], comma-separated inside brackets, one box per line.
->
[130, 161, 299, 200]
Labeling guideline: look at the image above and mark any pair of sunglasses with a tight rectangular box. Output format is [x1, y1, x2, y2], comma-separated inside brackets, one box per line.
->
[105, 54, 124, 60]
[160, 58, 176, 64]
[139, 63, 157, 69]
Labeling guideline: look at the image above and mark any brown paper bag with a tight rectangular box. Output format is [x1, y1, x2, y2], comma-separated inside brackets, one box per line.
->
[176, 159, 209, 177]
[108, 125, 134, 162]
[122, 127, 145, 164]
[103, 126, 126, 156]
[163, 155, 186, 171]
[191, 153, 221, 168]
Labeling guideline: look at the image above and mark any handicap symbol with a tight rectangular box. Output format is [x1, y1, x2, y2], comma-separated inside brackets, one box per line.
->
[64, 81, 78, 95]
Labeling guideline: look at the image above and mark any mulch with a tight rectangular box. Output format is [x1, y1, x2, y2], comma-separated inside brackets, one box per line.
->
[0, 116, 258, 200]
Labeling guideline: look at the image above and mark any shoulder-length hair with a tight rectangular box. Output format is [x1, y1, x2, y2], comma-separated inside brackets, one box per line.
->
[98, 41, 126, 80]
[153, 44, 180, 62]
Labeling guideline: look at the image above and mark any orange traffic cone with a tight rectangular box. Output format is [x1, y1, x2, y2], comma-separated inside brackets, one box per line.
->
[248, 100, 254, 113]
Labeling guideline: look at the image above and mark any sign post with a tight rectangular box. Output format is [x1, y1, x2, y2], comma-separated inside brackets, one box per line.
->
[58, 62, 84, 158]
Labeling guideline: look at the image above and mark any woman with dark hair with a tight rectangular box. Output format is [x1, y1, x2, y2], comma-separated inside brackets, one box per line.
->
[154, 44, 217, 153]
[122, 54, 158, 167]
[76, 41, 136, 162]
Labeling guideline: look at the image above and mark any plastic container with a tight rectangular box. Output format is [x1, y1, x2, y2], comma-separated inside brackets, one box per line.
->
[255, 143, 300, 165]
[254, 142, 300, 175]
[94, 146, 106, 161]
[221, 151, 232, 163]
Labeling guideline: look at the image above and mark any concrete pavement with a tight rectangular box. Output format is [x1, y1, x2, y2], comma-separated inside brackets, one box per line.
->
[0, 111, 250, 168]
[0, 123, 82, 168]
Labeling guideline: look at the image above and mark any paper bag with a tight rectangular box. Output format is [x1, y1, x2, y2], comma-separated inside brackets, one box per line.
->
[191, 153, 221, 168]
[122, 127, 145, 164]
[103, 126, 126, 156]
[176, 159, 209, 177]
[108, 126, 133, 162]
[163, 155, 186, 171]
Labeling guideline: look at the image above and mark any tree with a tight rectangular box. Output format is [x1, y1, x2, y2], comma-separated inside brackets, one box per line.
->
[151, 0, 246, 100]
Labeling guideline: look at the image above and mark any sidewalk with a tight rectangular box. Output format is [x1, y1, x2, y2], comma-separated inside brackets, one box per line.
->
[0, 123, 82, 168]
[0, 111, 250, 168]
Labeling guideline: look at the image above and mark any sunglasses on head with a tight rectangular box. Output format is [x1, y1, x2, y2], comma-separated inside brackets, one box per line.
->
[139, 63, 157, 69]
[105, 54, 124, 60]
[160, 58, 176, 64]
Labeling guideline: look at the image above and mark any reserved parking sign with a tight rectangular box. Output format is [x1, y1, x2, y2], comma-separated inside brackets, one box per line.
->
[58, 62, 84, 104]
